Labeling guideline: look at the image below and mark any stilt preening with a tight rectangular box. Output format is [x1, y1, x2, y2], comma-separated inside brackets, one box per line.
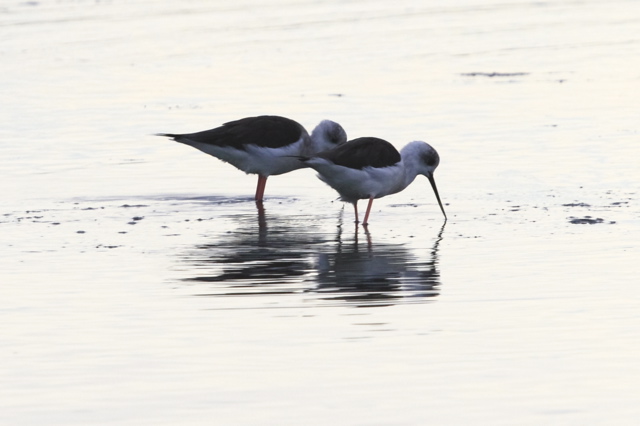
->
[157, 115, 347, 202]
[301, 137, 446, 225]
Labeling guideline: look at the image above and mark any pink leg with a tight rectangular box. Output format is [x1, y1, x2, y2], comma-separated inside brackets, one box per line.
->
[353, 202, 359, 223]
[255, 175, 268, 201]
[362, 197, 374, 225]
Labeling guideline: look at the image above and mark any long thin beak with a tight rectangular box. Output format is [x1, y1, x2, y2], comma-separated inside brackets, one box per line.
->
[427, 173, 447, 220]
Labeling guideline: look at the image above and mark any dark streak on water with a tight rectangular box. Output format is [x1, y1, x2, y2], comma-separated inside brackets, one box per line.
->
[568, 216, 608, 225]
[461, 72, 530, 77]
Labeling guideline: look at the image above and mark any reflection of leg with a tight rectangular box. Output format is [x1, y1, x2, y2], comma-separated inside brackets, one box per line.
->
[255, 200, 266, 229]
[255, 175, 268, 201]
[353, 202, 359, 223]
[362, 197, 374, 225]
[363, 224, 372, 249]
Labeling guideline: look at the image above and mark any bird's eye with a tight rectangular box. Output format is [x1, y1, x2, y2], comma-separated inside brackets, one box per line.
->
[423, 153, 439, 167]
[330, 130, 345, 144]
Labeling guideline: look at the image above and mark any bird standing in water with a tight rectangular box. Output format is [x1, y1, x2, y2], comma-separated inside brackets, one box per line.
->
[157, 115, 347, 202]
[302, 137, 446, 225]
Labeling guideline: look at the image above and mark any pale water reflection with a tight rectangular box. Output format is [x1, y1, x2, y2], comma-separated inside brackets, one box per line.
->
[179, 207, 444, 308]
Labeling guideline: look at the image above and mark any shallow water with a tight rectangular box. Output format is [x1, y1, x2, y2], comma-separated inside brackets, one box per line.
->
[2, 0, 640, 424]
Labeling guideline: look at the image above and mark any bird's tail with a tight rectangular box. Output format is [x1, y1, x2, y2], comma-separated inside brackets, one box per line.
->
[155, 133, 179, 139]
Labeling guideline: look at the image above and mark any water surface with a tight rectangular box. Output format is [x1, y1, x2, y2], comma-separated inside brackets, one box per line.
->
[2, 0, 639, 424]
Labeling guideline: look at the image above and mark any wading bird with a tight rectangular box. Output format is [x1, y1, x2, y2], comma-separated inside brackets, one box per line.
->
[157, 115, 347, 202]
[301, 137, 446, 225]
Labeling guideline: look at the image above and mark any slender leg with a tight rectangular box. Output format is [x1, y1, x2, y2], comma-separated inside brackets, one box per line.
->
[255, 175, 268, 201]
[353, 202, 359, 223]
[362, 197, 374, 225]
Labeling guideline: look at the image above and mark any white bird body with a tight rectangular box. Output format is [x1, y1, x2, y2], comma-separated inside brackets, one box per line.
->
[309, 160, 405, 201]
[185, 138, 311, 177]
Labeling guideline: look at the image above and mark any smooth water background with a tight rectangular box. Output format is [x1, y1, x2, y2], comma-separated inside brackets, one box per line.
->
[2, 0, 639, 424]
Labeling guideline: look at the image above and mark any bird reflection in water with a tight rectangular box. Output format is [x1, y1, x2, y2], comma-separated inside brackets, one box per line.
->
[311, 215, 444, 308]
[181, 204, 321, 294]
[179, 205, 445, 308]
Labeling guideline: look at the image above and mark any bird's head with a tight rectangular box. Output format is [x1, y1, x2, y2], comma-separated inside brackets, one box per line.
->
[310, 120, 348, 151]
[404, 141, 446, 220]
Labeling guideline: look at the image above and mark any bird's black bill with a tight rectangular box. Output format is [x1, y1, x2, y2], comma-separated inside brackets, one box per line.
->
[427, 173, 447, 220]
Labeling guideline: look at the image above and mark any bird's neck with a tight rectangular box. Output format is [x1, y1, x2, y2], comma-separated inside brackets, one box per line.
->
[398, 144, 424, 189]
[308, 123, 336, 153]
[299, 134, 315, 156]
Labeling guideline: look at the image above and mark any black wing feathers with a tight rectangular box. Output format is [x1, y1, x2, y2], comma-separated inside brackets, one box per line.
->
[163, 115, 303, 150]
[320, 137, 401, 169]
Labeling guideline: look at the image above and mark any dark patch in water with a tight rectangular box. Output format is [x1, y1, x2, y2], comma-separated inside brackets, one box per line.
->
[568, 216, 604, 225]
[461, 72, 529, 78]
[563, 202, 591, 207]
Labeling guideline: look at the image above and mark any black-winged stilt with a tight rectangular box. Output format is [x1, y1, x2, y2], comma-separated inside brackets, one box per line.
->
[301, 137, 446, 225]
[157, 115, 347, 202]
